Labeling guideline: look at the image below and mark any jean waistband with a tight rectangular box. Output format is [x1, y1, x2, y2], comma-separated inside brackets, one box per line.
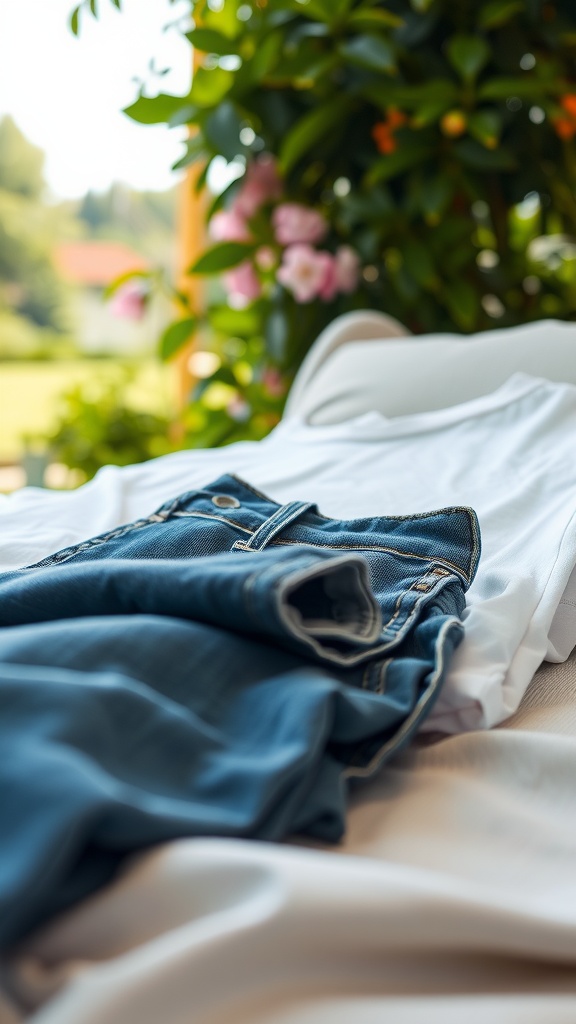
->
[163, 474, 480, 586]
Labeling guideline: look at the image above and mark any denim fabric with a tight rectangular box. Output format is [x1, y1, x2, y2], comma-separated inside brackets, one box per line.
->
[0, 475, 480, 948]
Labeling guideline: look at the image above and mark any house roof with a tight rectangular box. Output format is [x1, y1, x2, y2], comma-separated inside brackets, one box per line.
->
[53, 241, 150, 287]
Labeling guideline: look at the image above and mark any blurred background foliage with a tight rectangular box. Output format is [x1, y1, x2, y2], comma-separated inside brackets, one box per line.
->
[82, 0, 576, 452]
[5, 0, 576, 485]
[0, 112, 179, 485]
[0, 116, 72, 357]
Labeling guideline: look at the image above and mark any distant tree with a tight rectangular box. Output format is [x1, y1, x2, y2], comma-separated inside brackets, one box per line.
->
[0, 116, 44, 199]
[0, 117, 67, 335]
[77, 182, 177, 264]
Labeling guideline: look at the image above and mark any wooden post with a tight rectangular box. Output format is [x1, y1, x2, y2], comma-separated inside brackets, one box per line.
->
[174, 42, 205, 410]
[175, 163, 205, 408]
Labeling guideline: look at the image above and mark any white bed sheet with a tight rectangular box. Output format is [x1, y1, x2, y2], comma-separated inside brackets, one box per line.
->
[3, 374, 576, 1022]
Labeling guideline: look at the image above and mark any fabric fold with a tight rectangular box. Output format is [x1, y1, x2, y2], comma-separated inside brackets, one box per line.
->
[0, 475, 479, 949]
[0, 548, 381, 666]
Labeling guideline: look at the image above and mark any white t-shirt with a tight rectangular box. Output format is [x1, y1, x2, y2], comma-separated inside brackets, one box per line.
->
[2, 372, 576, 733]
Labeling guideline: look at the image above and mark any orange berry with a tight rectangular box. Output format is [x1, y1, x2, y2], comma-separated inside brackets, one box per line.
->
[553, 116, 576, 140]
[372, 122, 396, 154]
[386, 107, 407, 130]
[560, 94, 576, 118]
[440, 110, 467, 138]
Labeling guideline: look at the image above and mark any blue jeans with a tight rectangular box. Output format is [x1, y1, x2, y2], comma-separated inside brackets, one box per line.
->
[0, 475, 480, 947]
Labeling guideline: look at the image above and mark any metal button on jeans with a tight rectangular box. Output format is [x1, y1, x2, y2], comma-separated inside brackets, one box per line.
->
[212, 495, 241, 509]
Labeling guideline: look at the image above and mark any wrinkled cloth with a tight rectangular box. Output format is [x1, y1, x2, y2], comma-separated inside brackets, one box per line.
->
[0, 475, 479, 948]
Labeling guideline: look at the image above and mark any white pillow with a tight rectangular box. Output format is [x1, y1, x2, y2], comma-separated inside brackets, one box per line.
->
[285, 313, 576, 424]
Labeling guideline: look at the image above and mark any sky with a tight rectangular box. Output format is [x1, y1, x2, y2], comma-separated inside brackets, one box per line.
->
[0, 0, 192, 199]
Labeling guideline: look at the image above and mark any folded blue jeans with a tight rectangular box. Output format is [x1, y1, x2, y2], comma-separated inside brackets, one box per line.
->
[0, 474, 480, 947]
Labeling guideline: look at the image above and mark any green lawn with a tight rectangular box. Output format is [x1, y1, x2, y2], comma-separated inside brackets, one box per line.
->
[0, 359, 177, 462]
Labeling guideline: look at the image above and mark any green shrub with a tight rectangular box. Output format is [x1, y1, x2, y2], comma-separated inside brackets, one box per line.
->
[48, 371, 177, 482]
[74, 0, 576, 446]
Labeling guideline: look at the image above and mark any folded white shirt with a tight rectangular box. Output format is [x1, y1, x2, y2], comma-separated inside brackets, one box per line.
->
[2, 372, 576, 733]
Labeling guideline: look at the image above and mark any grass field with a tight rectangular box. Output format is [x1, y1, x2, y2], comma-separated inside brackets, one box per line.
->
[0, 359, 177, 462]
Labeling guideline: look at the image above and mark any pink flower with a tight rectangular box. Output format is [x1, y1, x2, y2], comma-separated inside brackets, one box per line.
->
[209, 208, 251, 243]
[235, 153, 283, 218]
[227, 395, 251, 422]
[108, 280, 148, 321]
[223, 260, 261, 307]
[276, 244, 336, 304]
[334, 245, 360, 293]
[262, 367, 285, 397]
[316, 252, 338, 301]
[255, 245, 277, 271]
[272, 203, 328, 246]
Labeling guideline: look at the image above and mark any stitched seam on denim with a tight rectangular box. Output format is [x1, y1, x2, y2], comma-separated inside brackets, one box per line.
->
[251, 503, 311, 549]
[360, 662, 378, 692]
[171, 510, 254, 535]
[384, 570, 463, 640]
[376, 659, 392, 694]
[266, 537, 471, 584]
[361, 664, 372, 690]
[216, 475, 477, 579]
[17, 516, 168, 571]
[231, 544, 460, 653]
[154, 496, 185, 518]
[343, 616, 462, 778]
[230, 473, 476, 537]
[242, 502, 313, 551]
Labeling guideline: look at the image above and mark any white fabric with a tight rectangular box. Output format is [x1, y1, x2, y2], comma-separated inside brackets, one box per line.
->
[288, 316, 576, 425]
[284, 309, 411, 419]
[2, 372, 576, 732]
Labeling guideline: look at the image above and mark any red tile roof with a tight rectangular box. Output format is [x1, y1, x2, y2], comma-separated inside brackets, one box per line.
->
[53, 241, 150, 286]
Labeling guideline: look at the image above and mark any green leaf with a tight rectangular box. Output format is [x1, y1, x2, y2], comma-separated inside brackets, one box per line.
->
[443, 280, 479, 331]
[238, 30, 282, 87]
[159, 317, 198, 360]
[363, 78, 457, 110]
[478, 76, 547, 100]
[171, 135, 207, 172]
[194, 160, 211, 195]
[284, 0, 340, 24]
[89, 0, 97, 16]
[190, 67, 234, 108]
[365, 143, 433, 186]
[347, 9, 404, 30]
[339, 34, 396, 73]
[205, 101, 243, 161]
[123, 92, 192, 125]
[410, 0, 434, 10]
[209, 305, 261, 336]
[453, 138, 516, 170]
[168, 104, 200, 128]
[70, 5, 81, 35]
[279, 102, 349, 173]
[186, 28, 240, 55]
[420, 176, 453, 222]
[103, 269, 151, 300]
[110, 0, 121, 8]
[468, 109, 502, 149]
[411, 99, 453, 127]
[447, 35, 490, 82]
[477, 0, 522, 29]
[402, 240, 438, 289]
[189, 243, 255, 275]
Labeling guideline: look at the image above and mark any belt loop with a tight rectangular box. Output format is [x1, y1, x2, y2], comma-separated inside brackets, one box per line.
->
[234, 501, 315, 551]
